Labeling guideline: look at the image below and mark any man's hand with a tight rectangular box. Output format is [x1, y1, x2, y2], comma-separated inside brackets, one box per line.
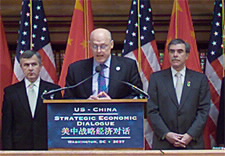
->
[166, 132, 184, 145]
[88, 91, 111, 100]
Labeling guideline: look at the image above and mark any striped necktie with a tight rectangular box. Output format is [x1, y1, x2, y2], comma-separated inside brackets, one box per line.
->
[98, 64, 107, 93]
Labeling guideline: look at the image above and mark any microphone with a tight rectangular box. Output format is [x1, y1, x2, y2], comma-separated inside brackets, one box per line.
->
[41, 65, 102, 99]
[99, 72, 150, 99]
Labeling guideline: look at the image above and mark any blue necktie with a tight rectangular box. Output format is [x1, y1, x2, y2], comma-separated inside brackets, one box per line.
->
[98, 64, 107, 93]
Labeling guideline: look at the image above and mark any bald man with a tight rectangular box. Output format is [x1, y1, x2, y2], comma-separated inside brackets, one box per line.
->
[64, 28, 142, 99]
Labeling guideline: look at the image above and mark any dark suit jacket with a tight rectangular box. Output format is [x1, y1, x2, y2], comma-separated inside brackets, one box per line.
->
[2, 79, 62, 150]
[217, 77, 225, 145]
[64, 55, 143, 99]
[147, 68, 210, 149]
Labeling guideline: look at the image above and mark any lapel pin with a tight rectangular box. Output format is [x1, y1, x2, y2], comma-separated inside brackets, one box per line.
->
[116, 66, 121, 71]
[187, 81, 191, 87]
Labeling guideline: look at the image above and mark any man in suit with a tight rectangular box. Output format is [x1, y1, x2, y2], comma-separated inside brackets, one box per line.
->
[147, 39, 210, 149]
[64, 28, 142, 99]
[2, 50, 62, 150]
[217, 77, 225, 146]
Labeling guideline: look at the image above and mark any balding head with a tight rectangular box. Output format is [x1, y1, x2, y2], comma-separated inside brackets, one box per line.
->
[90, 28, 114, 64]
[90, 28, 112, 42]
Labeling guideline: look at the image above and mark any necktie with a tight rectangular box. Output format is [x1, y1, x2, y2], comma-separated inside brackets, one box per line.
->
[98, 64, 107, 93]
[28, 83, 37, 117]
[175, 72, 183, 104]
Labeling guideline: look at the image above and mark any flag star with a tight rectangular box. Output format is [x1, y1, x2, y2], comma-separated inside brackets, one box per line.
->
[41, 36, 45, 41]
[214, 31, 218, 36]
[211, 51, 215, 55]
[145, 16, 150, 21]
[32, 34, 36, 38]
[135, 23, 138, 27]
[31, 43, 35, 48]
[132, 32, 136, 37]
[152, 30, 155, 34]
[128, 20, 131, 24]
[141, 4, 144, 8]
[138, 14, 142, 18]
[131, 10, 134, 14]
[24, 22, 29, 26]
[126, 30, 129, 34]
[22, 31, 27, 36]
[20, 50, 24, 54]
[44, 18, 47, 22]
[37, 5, 41, 10]
[133, 0, 136, 5]
[148, 8, 152, 12]
[141, 36, 145, 40]
[26, 12, 30, 17]
[217, 13, 221, 17]
[143, 26, 147, 31]
[215, 22, 220, 26]
[21, 40, 26, 45]
[212, 41, 217, 46]
[35, 15, 39, 20]
[33, 24, 38, 29]
[124, 40, 126, 44]
[129, 41, 134, 46]
[42, 27, 47, 31]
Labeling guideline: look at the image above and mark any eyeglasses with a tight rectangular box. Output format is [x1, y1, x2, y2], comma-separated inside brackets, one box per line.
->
[91, 44, 109, 51]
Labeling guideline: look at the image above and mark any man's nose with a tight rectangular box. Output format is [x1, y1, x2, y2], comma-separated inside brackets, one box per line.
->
[28, 64, 33, 70]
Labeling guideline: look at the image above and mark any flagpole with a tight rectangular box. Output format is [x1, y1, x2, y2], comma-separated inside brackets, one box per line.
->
[222, 0, 225, 76]
[84, 0, 88, 58]
[29, 0, 33, 50]
[175, 0, 178, 38]
[137, 0, 142, 70]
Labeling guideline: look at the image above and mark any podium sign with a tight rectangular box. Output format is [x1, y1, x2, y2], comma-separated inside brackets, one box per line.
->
[45, 99, 146, 149]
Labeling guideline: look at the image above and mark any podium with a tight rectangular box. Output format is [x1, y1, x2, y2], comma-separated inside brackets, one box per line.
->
[44, 99, 147, 150]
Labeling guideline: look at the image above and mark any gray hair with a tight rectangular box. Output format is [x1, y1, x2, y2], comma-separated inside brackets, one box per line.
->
[19, 50, 42, 65]
[168, 39, 191, 53]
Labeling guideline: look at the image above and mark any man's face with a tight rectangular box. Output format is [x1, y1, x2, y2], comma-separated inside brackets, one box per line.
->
[169, 43, 189, 71]
[90, 32, 114, 64]
[20, 55, 42, 82]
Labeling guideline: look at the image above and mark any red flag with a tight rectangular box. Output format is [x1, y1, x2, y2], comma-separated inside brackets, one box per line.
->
[204, 0, 224, 148]
[58, 0, 94, 87]
[122, 0, 161, 149]
[0, 12, 12, 148]
[12, 0, 58, 84]
[162, 0, 201, 72]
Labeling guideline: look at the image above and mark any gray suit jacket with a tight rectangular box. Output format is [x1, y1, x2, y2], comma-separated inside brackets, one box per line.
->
[64, 55, 143, 99]
[147, 68, 210, 149]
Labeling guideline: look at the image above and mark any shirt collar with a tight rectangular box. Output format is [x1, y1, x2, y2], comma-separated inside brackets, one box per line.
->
[171, 66, 186, 77]
[25, 77, 41, 88]
[93, 55, 111, 68]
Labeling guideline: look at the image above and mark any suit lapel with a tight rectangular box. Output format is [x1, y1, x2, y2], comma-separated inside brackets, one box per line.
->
[82, 58, 93, 96]
[179, 69, 192, 108]
[17, 80, 33, 117]
[162, 69, 179, 107]
[108, 56, 120, 97]
[35, 80, 45, 117]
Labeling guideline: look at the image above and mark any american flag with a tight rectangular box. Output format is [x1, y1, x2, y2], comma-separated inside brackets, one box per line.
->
[122, 0, 160, 149]
[205, 0, 224, 148]
[12, 0, 57, 84]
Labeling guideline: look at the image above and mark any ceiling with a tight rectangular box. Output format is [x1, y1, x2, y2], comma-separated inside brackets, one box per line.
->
[1, 0, 215, 52]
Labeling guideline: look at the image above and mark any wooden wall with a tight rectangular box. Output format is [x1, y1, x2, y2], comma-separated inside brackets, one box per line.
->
[1, 0, 215, 73]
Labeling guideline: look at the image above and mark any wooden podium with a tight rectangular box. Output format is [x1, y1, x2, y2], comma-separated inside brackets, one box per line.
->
[44, 99, 147, 150]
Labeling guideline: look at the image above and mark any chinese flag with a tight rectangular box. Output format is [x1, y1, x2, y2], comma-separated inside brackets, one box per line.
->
[58, 0, 94, 87]
[162, 0, 201, 72]
[0, 12, 12, 148]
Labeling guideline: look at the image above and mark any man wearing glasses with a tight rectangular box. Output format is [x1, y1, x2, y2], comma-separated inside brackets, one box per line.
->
[64, 28, 142, 99]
